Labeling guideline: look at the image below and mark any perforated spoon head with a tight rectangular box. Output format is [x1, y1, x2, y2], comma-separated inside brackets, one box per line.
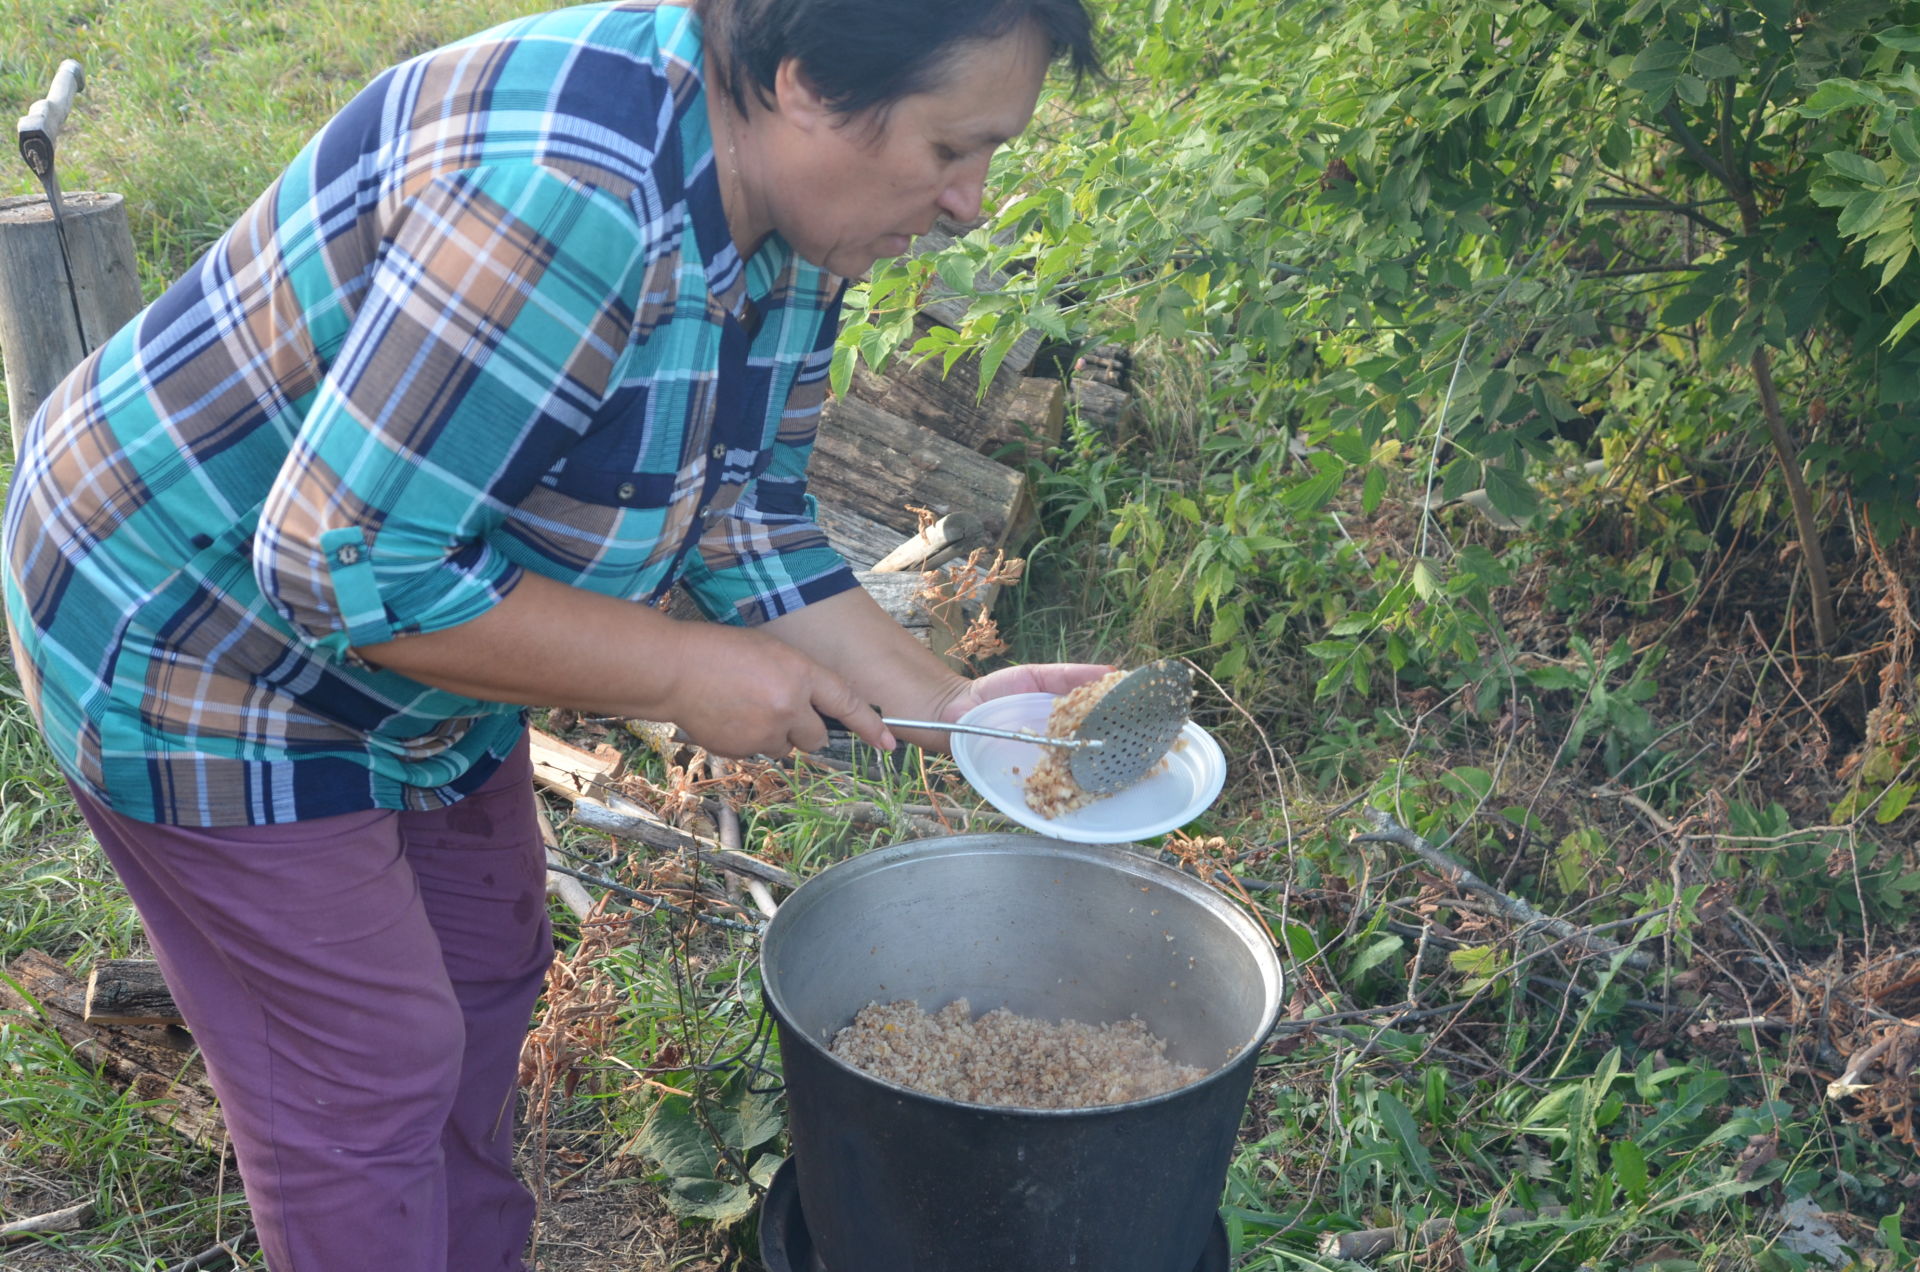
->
[1068, 660, 1194, 794]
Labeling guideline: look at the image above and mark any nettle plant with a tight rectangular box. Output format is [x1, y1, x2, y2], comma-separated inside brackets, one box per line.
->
[839, 0, 1920, 685]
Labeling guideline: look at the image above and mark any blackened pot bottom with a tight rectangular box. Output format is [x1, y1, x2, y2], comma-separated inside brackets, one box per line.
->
[758, 1157, 1231, 1272]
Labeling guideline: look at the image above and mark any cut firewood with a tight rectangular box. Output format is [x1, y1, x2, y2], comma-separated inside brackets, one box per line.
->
[815, 500, 913, 571]
[1070, 377, 1132, 433]
[999, 376, 1067, 462]
[528, 729, 627, 804]
[870, 511, 985, 574]
[846, 314, 1045, 458]
[1, 950, 222, 1148]
[84, 958, 179, 1026]
[811, 395, 1027, 548]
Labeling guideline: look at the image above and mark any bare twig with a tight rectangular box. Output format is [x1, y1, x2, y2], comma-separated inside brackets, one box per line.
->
[1352, 809, 1653, 970]
[537, 814, 597, 922]
[569, 799, 797, 889]
[543, 863, 762, 935]
[164, 1228, 256, 1271]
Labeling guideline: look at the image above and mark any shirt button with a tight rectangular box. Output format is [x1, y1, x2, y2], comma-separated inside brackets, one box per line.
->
[711, 443, 727, 461]
[616, 481, 636, 501]
[335, 545, 361, 565]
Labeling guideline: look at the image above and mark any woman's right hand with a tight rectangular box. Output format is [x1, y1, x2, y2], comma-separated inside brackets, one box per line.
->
[662, 623, 896, 758]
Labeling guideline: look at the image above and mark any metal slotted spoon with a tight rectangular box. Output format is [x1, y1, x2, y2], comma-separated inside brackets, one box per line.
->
[885, 659, 1195, 795]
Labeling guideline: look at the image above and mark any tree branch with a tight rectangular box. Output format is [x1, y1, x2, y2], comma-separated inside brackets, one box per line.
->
[1583, 196, 1737, 239]
[1352, 809, 1653, 970]
[1660, 101, 1740, 193]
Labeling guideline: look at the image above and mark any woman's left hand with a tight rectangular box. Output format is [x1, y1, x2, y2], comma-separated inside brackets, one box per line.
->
[939, 662, 1115, 725]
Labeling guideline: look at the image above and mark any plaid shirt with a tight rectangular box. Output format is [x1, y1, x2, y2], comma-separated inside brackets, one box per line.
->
[2, 2, 857, 827]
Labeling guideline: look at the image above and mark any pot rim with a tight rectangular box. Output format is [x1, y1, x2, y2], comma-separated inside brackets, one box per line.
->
[760, 832, 1287, 1117]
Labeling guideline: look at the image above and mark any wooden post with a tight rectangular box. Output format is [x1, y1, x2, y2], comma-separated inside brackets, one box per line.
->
[0, 190, 142, 456]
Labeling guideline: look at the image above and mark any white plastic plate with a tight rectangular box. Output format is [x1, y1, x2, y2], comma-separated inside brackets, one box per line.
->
[949, 692, 1227, 845]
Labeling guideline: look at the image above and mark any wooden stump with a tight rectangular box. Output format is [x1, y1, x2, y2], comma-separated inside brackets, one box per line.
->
[0, 191, 142, 454]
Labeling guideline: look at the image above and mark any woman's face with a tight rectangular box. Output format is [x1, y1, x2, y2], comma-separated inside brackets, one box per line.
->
[758, 24, 1053, 277]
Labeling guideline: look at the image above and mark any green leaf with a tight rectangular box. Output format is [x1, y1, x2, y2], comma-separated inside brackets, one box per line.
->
[1692, 44, 1742, 79]
[1424, 1067, 1448, 1126]
[1479, 369, 1517, 421]
[1349, 934, 1405, 978]
[1885, 299, 1920, 347]
[1876, 781, 1915, 823]
[1662, 287, 1715, 327]
[1611, 1139, 1649, 1204]
[1441, 765, 1494, 803]
[1212, 643, 1247, 680]
[1279, 920, 1319, 963]
[1825, 151, 1888, 187]
[1412, 561, 1440, 600]
[1281, 459, 1347, 513]
[1481, 464, 1540, 521]
[636, 1096, 718, 1180]
[661, 1176, 754, 1222]
[829, 342, 856, 399]
[1374, 1090, 1436, 1185]
[1837, 189, 1893, 238]
[1878, 26, 1920, 51]
[1362, 464, 1388, 514]
[1893, 119, 1920, 167]
[702, 1072, 785, 1155]
[1210, 600, 1245, 645]
[1449, 944, 1509, 992]
[934, 253, 978, 296]
[1800, 79, 1887, 118]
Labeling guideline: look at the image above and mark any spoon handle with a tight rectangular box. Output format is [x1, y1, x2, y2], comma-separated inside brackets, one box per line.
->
[880, 718, 1103, 749]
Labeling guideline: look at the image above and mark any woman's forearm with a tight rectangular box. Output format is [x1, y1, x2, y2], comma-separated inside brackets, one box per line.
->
[352, 571, 891, 756]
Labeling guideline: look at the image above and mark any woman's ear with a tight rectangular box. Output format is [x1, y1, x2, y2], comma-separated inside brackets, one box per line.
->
[771, 56, 835, 133]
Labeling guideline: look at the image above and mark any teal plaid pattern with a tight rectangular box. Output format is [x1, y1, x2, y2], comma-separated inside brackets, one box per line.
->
[2, 2, 855, 826]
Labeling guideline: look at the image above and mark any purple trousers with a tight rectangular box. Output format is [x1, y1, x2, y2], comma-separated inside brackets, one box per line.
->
[68, 737, 553, 1272]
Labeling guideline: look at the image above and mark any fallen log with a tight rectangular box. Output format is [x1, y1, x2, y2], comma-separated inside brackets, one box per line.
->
[1, 949, 222, 1148]
[0, 1199, 99, 1243]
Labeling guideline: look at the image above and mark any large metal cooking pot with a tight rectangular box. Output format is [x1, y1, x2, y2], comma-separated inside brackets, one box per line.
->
[760, 833, 1285, 1271]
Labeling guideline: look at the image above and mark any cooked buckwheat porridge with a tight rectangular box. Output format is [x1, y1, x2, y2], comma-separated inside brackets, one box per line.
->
[829, 998, 1207, 1109]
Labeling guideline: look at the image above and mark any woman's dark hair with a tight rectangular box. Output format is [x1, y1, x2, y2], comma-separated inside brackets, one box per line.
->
[696, 0, 1101, 119]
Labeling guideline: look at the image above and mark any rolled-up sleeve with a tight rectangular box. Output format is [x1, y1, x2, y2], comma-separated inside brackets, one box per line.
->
[255, 163, 644, 657]
[679, 288, 860, 626]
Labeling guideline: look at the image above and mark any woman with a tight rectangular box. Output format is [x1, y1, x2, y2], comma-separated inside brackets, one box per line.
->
[1, 1, 1101, 1266]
